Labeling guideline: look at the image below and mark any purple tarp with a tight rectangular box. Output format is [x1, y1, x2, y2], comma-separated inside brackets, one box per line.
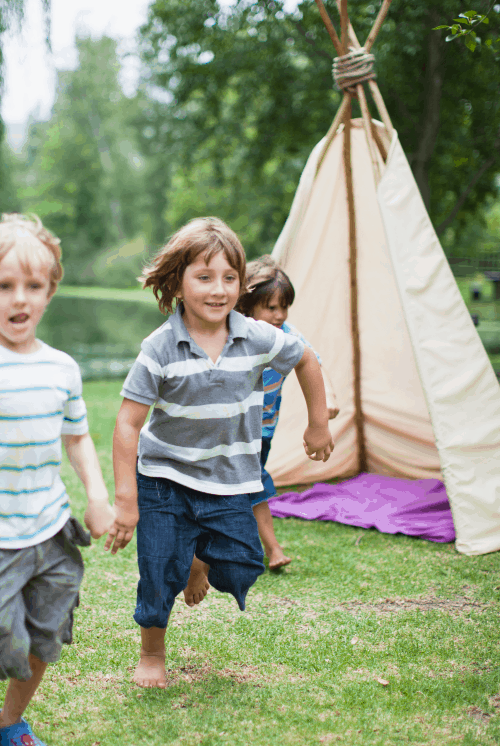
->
[268, 473, 456, 543]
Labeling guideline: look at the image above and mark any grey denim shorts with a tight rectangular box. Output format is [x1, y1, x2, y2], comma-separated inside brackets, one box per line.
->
[0, 517, 89, 681]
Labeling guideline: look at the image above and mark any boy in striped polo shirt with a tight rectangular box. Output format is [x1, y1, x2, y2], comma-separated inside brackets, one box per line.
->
[105, 217, 333, 689]
[0, 214, 114, 746]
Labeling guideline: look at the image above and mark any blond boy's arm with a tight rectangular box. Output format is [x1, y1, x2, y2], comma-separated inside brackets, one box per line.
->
[62, 432, 115, 539]
[105, 398, 150, 555]
[293, 347, 334, 462]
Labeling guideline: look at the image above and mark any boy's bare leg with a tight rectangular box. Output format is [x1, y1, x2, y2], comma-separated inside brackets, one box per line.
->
[253, 500, 292, 569]
[133, 627, 167, 688]
[0, 654, 48, 728]
[183, 556, 210, 607]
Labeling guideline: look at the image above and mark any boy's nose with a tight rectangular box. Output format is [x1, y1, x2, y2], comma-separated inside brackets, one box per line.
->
[13, 286, 27, 304]
[211, 279, 225, 295]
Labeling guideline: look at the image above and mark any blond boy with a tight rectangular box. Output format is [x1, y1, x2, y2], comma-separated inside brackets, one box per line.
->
[0, 214, 114, 746]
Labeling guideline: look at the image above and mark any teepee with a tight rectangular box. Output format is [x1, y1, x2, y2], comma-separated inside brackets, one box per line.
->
[267, 0, 500, 556]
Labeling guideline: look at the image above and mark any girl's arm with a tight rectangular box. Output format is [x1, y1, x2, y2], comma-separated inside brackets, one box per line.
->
[62, 432, 115, 538]
[105, 398, 150, 555]
[321, 367, 340, 419]
[285, 323, 339, 420]
[294, 347, 334, 462]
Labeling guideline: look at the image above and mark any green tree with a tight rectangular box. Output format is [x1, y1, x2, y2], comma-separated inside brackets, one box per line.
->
[0, 1, 50, 210]
[20, 36, 150, 283]
[434, 8, 500, 53]
[139, 0, 500, 253]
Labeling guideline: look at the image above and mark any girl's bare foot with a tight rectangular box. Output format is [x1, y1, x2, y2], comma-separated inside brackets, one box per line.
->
[268, 548, 292, 570]
[183, 556, 210, 606]
[132, 651, 167, 688]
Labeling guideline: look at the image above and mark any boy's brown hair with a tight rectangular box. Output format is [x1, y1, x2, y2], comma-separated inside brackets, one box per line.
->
[236, 255, 295, 317]
[0, 213, 63, 294]
[140, 217, 246, 314]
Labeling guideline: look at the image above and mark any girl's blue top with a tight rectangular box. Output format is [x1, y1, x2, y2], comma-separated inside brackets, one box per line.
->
[262, 321, 320, 439]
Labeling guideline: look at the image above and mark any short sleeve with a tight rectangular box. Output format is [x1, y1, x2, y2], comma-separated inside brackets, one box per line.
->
[266, 325, 304, 376]
[285, 322, 322, 365]
[121, 340, 162, 406]
[61, 361, 88, 435]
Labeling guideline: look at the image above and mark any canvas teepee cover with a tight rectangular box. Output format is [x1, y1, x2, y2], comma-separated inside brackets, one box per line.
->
[267, 0, 500, 556]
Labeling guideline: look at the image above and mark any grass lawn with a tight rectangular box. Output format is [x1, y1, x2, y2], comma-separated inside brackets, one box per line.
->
[3, 380, 500, 746]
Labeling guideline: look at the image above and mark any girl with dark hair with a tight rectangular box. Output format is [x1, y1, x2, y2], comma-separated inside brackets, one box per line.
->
[236, 256, 339, 569]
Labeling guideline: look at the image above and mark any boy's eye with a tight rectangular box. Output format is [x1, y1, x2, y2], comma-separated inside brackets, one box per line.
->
[225, 275, 236, 281]
[0, 283, 10, 291]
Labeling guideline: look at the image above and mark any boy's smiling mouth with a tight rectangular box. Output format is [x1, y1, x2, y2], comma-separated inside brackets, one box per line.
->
[10, 313, 29, 324]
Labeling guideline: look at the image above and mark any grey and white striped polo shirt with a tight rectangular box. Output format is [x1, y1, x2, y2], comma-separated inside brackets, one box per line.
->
[121, 304, 304, 495]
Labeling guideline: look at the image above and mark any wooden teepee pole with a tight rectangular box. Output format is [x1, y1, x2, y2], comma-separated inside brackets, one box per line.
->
[316, 94, 350, 174]
[338, 0, 367, 474]
[364, 0, 393, 52]
[357, 83, 380, 183]
[314, 0, 342, 54]
[343, 99, 367, 474]
[336, 0, 394, 138]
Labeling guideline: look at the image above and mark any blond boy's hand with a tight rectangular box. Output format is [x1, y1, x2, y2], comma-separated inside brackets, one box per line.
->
[84, 500, 116, 539]
[303, 424, 334, 462]
[104, 503, 139, 555]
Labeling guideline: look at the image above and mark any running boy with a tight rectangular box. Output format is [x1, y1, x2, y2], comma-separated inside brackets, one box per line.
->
[105, 217, 333, 689]
[236, 255, 339, 568]
[0, 214, 114, 746]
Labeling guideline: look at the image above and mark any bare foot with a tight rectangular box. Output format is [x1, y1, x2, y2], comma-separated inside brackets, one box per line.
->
[132, 651, 167, 688]
[268, 548, 292, 570]
[183, 557, 210, 607]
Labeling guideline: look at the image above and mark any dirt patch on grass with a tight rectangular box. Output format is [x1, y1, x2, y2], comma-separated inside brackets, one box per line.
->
[162, 660, 268, 688]
[336, 595, 488, 617]
[466, 694, 500, 722]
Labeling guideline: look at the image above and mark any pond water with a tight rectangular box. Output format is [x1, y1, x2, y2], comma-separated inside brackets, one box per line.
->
[37, 296, 165, 381]
[36, 294, 500, 382]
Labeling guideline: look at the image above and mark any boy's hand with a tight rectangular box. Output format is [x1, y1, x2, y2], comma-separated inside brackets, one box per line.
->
[303, 424, 334, 462]
[104, 503, 139, 555]
[84, 499, 116, 539]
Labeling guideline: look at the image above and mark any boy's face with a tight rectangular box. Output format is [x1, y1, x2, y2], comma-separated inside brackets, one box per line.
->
[0, 249, 52, 354]
[252, 290, 288, 328]
[177, 250, 240, 329]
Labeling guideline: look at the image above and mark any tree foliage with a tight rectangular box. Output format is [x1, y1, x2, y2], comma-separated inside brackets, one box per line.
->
[0, 0, 50, 210]
[139, 0, 500, 252]
[19, 37, 151, 284]
[434, 8, 500, 53]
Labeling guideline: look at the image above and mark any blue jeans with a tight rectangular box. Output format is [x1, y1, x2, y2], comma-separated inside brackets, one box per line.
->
[250, 436, 276, 507]
[134, 473, 265, 628]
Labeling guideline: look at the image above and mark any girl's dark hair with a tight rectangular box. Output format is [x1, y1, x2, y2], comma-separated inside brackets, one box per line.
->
[140, 217, 246, 315]
[235, 255, 295, 317]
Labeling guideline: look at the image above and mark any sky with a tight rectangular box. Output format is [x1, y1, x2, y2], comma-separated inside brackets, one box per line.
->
[1, 0, 299, 148]
[1, 0, 150, 146]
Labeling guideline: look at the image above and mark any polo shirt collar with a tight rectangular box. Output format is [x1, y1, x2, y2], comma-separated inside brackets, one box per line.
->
[227, 309, 248, 340]
[169, 303, 191, 345]
[170, 304, 249, 347]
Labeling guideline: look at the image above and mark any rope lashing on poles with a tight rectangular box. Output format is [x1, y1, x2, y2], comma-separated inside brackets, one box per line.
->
[333, 47, 375, 94]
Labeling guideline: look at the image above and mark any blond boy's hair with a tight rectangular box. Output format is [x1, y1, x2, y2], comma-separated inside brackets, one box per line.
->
[0, 214, 63, 294]
[140, 217, 246, 315]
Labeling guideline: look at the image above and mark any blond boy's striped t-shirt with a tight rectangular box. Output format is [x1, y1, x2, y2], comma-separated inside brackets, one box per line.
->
[121, 306, 304, 495]
[0, 342, 88, 549]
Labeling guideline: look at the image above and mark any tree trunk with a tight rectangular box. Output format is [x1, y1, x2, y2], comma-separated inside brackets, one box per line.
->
[412, 9, 444, 210]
